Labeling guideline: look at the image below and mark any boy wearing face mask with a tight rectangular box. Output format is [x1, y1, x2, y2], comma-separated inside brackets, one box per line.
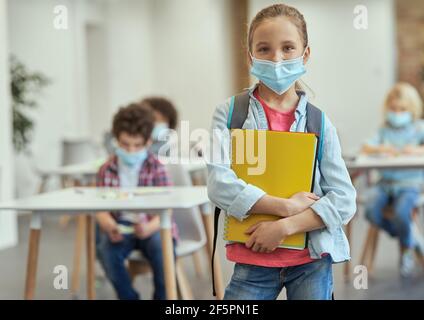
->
[362, 82, 424, 277]
[96, 103, 178, 300]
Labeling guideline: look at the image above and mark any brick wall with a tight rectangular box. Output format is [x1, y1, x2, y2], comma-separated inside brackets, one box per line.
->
[396, 0, 424, 100]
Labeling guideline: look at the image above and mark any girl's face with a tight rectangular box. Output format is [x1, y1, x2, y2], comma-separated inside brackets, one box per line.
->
[387, 98, 409, 114]
[250, 16, 309, 64]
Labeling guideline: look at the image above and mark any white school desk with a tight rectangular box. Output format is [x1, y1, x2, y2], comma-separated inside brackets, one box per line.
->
[345, 154, 424, 171]
[36, 157, 208, 297]
[0, 186, 224, 300]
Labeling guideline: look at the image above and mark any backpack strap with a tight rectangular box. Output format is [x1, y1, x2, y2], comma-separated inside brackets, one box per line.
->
[227, 91, 250, 129]
[306, 102, 325, 163]
[211, 205, 221, 297]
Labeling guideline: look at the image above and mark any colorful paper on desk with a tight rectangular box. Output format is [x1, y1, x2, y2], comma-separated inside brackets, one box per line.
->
[97, 190, 131, 200]
[224, 129, 318, 250]
[96, 189, 169, 200]
[117, 224, 135, 234]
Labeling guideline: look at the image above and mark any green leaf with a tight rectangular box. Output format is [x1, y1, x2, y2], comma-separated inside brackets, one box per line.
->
[9, 55, 50, 152]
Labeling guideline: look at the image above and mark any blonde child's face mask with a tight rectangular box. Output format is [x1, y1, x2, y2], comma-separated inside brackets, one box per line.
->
[386, 111, 413, 128]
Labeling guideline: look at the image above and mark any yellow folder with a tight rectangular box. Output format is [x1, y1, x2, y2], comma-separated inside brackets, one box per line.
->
[224, 129, 318, 250]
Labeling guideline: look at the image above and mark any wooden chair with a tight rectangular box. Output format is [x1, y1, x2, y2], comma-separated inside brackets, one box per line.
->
[127, 254, 193, 299]
[360, 195, 424, 275]
[126, 163, 209, 299]
[126, 205, 208, 300]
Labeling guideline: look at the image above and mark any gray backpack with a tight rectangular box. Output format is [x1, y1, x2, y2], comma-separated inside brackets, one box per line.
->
[211, 90, 325, 296]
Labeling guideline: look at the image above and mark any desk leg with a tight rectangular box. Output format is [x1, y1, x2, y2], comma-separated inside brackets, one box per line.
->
[344, 170, 363, 282]
[86, 215, 96, 300]
[344, 220, 352, 282]
[24, 213, 42, 300]
[160, 210, 177, 300]
[199, 205, 224, 300]
[71, 215, 86, 297]
[192, 251, 203, 278]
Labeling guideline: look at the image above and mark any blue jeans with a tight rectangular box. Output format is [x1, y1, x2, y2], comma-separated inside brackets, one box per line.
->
[97, 227, 176, 300]
[224, 255, 333, 300]
[365, 185, 419, 248]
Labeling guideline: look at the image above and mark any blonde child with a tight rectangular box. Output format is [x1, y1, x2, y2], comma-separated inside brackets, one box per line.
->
[362, 82, 424, 277]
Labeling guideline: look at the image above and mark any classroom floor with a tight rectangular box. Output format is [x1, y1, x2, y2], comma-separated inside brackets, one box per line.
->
[1, 210, 424, 300]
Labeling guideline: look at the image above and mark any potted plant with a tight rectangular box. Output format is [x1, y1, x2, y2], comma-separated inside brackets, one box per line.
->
[10, 55, 50, 153]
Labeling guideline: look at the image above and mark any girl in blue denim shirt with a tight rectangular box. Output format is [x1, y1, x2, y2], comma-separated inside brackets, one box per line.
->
[207, 4, 356, 300]
[362, 82, 424, 277]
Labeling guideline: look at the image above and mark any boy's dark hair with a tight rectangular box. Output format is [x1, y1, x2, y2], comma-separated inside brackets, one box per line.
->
[140, 97, 178, 130]
[112, 103, 154, 141]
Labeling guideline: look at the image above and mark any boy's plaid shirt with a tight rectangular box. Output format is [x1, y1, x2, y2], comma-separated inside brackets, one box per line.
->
[96, 152, 178, 239]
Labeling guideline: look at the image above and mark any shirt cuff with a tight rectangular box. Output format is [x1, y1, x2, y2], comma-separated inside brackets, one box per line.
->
[310, 197, 343, 233]
[227, 184, 266, 221]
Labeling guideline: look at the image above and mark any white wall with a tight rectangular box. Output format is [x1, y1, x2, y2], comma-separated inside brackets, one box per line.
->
[149, 0, 236, 131]
[86, 23, 109, 142]
[105, 0, 236, 133]
[248, 0, 397, 153]
[8, 0, 106, 197]
[9, 0, 80, 167]
[0, 0, 18, 249]
[104, 0, 155, 123]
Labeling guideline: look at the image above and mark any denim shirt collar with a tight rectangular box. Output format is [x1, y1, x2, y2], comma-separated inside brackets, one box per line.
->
[246, 82, 309, 128]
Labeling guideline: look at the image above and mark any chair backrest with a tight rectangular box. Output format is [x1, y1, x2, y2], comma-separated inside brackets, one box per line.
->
[102, 131, 115, 156]
[165, 163, 206, 243]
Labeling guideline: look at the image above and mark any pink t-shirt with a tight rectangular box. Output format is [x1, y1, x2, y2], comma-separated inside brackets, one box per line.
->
[226, 89, 314, 267]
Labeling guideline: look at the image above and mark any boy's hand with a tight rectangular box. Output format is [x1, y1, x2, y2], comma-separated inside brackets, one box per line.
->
[285, 192, 319, 217]
[96, 212, 123, 243]
[361, 144, 398, 156]
[135, 216, 160, 240]
[106, 224, 124, 243]
[402, 145, 424, 155]
[245, 219, 288, 253]
[380, 145, 399, 156]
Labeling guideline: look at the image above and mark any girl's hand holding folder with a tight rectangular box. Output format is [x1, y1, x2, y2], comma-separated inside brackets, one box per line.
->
[249, 191, 319, 218]
[245, 208, 326, 253]
[245, 219, 288, 253]
[286, 192, 320, 217]
[244, 192, 320, 253]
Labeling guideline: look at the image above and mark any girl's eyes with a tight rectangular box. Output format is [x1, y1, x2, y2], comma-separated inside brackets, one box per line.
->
[257, 46, 295, 54]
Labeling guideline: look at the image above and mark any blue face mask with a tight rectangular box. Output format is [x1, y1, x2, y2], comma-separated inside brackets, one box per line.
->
[250, 50, 307, 95]
[386, 111, 412, 128]
[115, 147, 148, 168]
[151, 123, 169, 141]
